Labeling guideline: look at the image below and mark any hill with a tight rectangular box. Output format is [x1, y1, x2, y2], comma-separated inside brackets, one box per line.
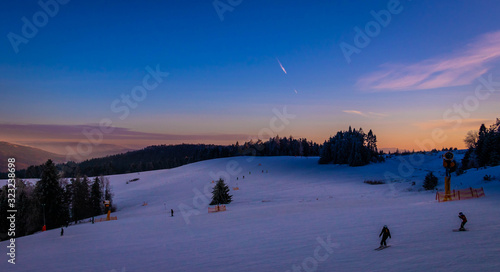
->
[27, 142, 134, 162]
[0, 142, 66, 170]
[7, 136, 321, 178]
[1, 153, 499, 271]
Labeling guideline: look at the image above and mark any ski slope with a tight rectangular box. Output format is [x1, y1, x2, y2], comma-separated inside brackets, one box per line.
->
[2, 153, 500, 272]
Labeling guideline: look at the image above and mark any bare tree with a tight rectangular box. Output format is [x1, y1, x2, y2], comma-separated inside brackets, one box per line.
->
[464, 130, 478, 149]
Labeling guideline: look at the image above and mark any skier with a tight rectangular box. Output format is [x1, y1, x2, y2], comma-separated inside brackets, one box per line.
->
[458, 212, 467, 231]
[171, 209, 174, 217]
[379, 225, 391, 248]
[60, 227, 64, 236]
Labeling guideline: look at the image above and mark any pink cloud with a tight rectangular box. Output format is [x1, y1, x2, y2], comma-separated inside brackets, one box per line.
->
[357, 31, 500, 91]
[343, 110, 388, 118]
[413, 118, 491, 130]
[343, 110, 367, 117]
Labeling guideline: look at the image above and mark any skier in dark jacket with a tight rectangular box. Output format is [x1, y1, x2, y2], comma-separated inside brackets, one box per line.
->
[379, 225, 391, 247]
[458, 212, 467, 231]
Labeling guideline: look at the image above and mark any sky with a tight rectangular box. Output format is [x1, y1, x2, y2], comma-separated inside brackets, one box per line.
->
[1, 0, 500, 157]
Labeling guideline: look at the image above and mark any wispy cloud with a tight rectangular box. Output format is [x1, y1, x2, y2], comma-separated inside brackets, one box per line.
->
[367, 112, 388, 117]
[277, 58, 287, 74]
[343, 110, 367, 117]
[357, 30, 500, 91]
[343, 110, 387, 118]
[413, 118, 491, 130]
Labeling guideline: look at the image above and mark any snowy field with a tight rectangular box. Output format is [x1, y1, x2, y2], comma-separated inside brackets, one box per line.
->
[2, 153, 500, 272]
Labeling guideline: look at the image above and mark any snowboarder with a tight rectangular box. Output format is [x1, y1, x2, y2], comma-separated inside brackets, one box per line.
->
[171, 209, 174, 217]
[60, 227, 64, 236]
[379, 225, 391, 248]
[458, 212, 467, 231]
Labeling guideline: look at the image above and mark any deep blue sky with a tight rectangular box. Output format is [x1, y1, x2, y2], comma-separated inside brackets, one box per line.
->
[1, 0, 500, 153]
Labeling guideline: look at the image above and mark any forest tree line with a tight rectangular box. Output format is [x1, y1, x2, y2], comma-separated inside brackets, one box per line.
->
[4, 138, 322, 179]
[0, 160, 114, 241]
[461, 118, 500, 170]
[1, 130, 384, 179]
[319, 127, 382, 166]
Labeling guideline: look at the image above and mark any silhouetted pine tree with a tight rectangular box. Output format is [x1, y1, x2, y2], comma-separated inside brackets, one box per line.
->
[34, 159, 67, 229]
[423, 172, 438, 190]
[210, 178, 232, 205]
[90, 177, 103, 217]
[71, 176, 91, 223]
[460, 148, 473, 171]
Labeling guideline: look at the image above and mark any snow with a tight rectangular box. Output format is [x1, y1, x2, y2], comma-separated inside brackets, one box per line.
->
[2, 153, 500, 272]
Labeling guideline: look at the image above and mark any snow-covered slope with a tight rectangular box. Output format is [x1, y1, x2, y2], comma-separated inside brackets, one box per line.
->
[2, 154, 500, 272]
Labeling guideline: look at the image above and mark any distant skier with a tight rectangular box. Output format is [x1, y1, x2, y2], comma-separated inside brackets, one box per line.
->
[458, 212, 467, 231]
[60, 227, 64, 236]
[379, 225, 391, 248]
[171, 209, 174, 217]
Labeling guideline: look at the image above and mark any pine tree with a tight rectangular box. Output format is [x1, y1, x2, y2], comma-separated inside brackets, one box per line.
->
[476, 124, 488, 167]
[71, 176, 91, 223]
[90, 177, 103, 217]
[460, 148, 473, 171]
[34, 159, 67, 229]
[210, 178, 232, 205]
[318, 141, 332, 164]
[423, 172, 438, 190]
[367, 129, 378, 154]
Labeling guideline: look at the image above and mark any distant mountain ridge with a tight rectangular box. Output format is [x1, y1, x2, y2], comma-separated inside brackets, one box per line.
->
[21, 142, 134, 161]
[0, 142, 66, 170]
[0, 141, 136, 171]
